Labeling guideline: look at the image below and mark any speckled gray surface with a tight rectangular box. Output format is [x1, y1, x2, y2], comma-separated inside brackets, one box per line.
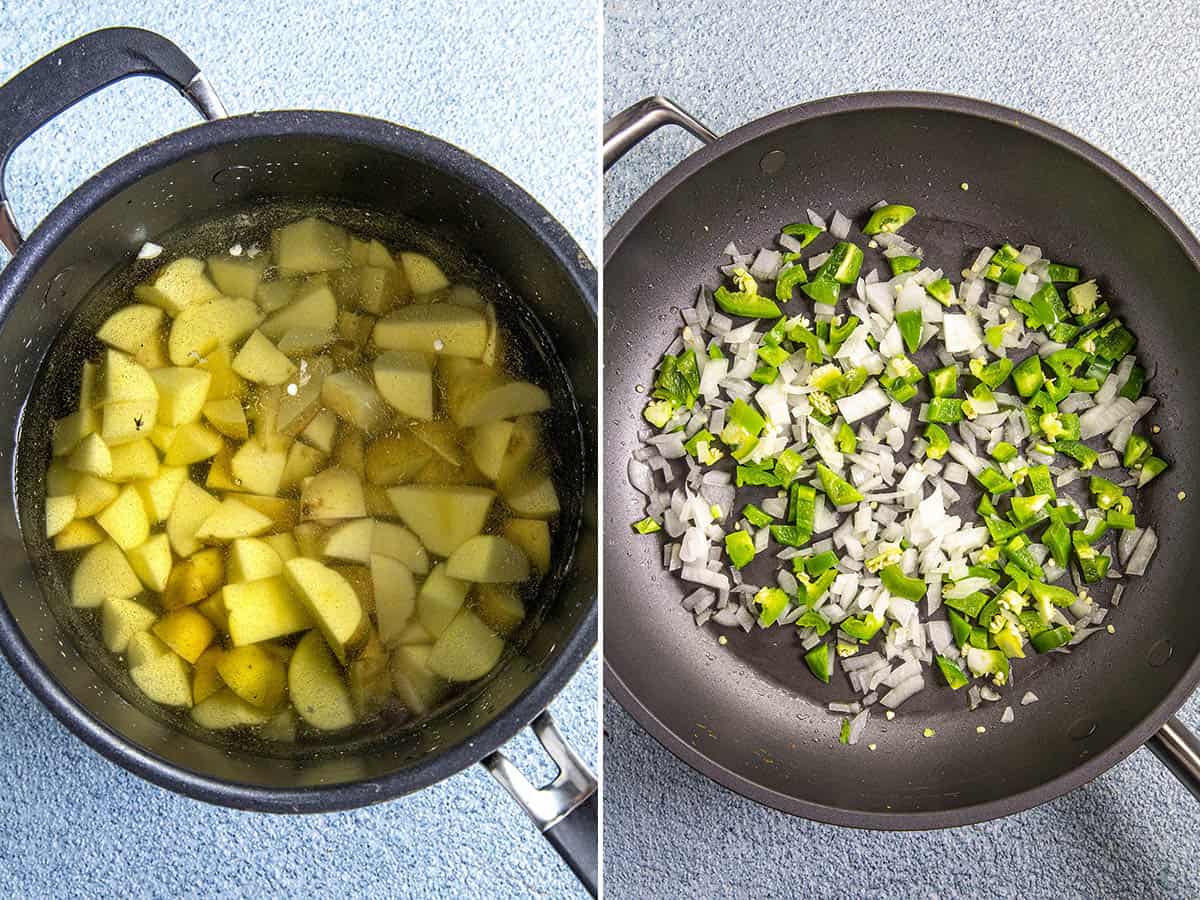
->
[0, 2, 598, 898]
[603, 1, 1200, 897]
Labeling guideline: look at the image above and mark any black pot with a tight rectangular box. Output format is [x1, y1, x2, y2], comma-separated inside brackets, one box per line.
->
[0, 29, 597, 893]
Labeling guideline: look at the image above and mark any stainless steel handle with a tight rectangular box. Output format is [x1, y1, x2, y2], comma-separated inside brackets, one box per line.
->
[0, 28, 227, 254]
[482, 711, 598, 895]
[603, 95, 717, 171]
[1147, 715, 1200, 801]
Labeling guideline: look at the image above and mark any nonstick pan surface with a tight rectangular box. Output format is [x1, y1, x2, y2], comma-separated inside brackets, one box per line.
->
[603, 93, 1200, 828]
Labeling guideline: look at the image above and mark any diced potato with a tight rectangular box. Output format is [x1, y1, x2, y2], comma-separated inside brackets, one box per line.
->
[45, 495, 76, 538]
[203, 396, 249, 440]
[100, 596, 158, 653]
[427, 609, 504, 682]
[263, 532, 300, 563]
[52, 408, 98, 457]
[261, 282, 338, 339]
[226, 493, 298, 532]
[136, 465, 187, 523]
[333, 427, 365, 474]
[373, 350, 434, 420]
[129, 648, 193, 708]
[101, 348, 158, 400]
[416, 563, 470, 638]
[224, 576, 313, 645]
[196, 590, 229, 632]
[190, 547, 225, 593]
[198, 345, 246, 400]
[496, 415, 542, 487]
[222, 440, 285, 498]
[301, 466, 365, 521]
[334, 265, 406, 315]
[150, 367, 211, 426]
[338, 309, 375, 346]
[97, 304, 166, 364]
[301, 409, 338, 454]
[228, 537, 284, 583]
[282, 558, 368, 663]
[260, 707, 298, 741]
[277, 356, 333, 437]
[348, 635, 393, 718]
[162, 560, 206, 610]
[374, 304, 487, 358]
[397, 620, 433, 645]
[217, 644, 286, 710]
[371, 521, 429, 575]
[400, 252, 450, 295]
[364, 432, 434, 485]
[101, 398, 158, 446]
[502, 518, 552, 573]
[387, 484, 495, 556]
[503, 474, 560, 519]
[449, 284, 485, 310]
[446, 535, 530, 583]
[107, 439, 158, 483]
[79, 360, 99, 410]
[67, 433, 113, 477]
[474, 583, 526, 636]
[211, 444, 247, 492]
[163, 422, 223, 466]
[364, 484, 394, 518]
[321, 371, 388, 433]
[133, 257, 220, 316]
[233, 330, 297, 385]
[280, 441, 327, 490]
[289, 629, 356, 731]
[256, 276, 299, 313]
[410, 421, 464, 466]
[273, 217, 350, 273]
[168, 296, 263, 366]
[148, 424, 176, 453]
[470, 420, 514, 481]
[389, 644, 444, 715]
[46, 461, 81, 496]
[71, 541, 142, 608]
[322, 518, 375, 564]
[191, 689, 272, 728]
[94, 484, 150, 550]
[191, 646, 225, 705]
[348, 237, 394, 269]
[371, 554, 416, 644]
[195, 497, 273, 542]
[449, 379, 550, 429]
[54, 519, 105, 551]
[166, 481, 220, 557]
[293, 522, 326, 558]
[127, 631, 169, 668]
[482, 302, 500, 367]
[74, 474, 119, 517]
[125, 533, 172, 591]
[152, 607, 216, 663]
[331, 564, 374, 615]
[207, 254, 268, 299]
[277, 328, 335, 356]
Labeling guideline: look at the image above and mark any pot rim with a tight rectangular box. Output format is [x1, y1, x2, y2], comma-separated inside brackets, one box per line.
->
[0, 109, 597, 813]
[603, 89, 1200, 829]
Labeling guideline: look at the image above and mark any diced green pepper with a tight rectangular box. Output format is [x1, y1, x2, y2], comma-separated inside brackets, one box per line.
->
[713, 286, 783, 318]
[897, 309, 924, 354]
[795, 609, 831, 635]
[683, 428, 723, 464]
[944, 591, 989, 617]
[925, 278, 955, 307]
[1093, 318, 1136, 362]
[880, 564, 926, 601]
[751, 365, 779, 385]
[966, 646, 1010, 685]
[1119, 364, 1145, 401]
[1123, 434, 1151, 468]
[801, 276, 840, 306]
[968, 626, 992, 651]
[1047, 263, 1081, 283]
[643, 399, 674, 428]
[754, 586, 790, 627]
[742, 503, 774, 528]
[770, 524, 811, 548]
[1056, 439, 1098, 470]
[1045, 348, 1088, 380]
[774, 448, 804, 485]
[1138, 456, 1169, 487]
[1072, 531, 1111, 583]
[1010, 493, 1050, 526]
[969, 356, 1013, 389]
[1043, 520, 1071, 568]
[1106, 510, 1136, 530]
[804, 642, 832, 683]
[863, 204, 916, 235]
[977, 467, 1017, 496]
[821, 242, 864, 284]
[928, 365, 958, 398]
[782, 223, 823, 247]
[926, 397, 964, 423]
[1012, 355, 1045, 398]
[889, 255, 921, 276]
[804, 551, 839, 576]
[1029, 283, 1068, 329]
[948, 609, 972, 648]
[816, 463, 864, 506]
[1031, 624, 1074, 653]
[1089, 476, 1126, 511]
[1067, 279, 1099, 315]
[775, 264, 809, 301]
[1004, 535, 1045, 580]
[735, 462, 782, 487]
[1029, 580, 1076, 609]
[990, 441, 1018, 463]
[923, 423, 950, 459]
[632, 516, 661, 534]
[836, 421, 857, 454]
[986, 322, 1014, 349]
[841, 613, 885, 641]
[725, 530, 756, 569]
[757, 343, 791, 367]
[935, 655, 970, 689]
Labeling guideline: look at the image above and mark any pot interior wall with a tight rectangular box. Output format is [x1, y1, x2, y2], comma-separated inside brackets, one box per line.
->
[0, 123, 596, 793]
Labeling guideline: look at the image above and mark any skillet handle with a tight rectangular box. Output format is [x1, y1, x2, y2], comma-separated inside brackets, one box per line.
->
[481, 710, 598, 896]
[0, 27, 227, 254]
[603, 95, 717, 171]
[1147, 715, 1200, 801]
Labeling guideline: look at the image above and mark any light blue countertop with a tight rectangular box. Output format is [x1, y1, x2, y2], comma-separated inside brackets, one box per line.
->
[0, 2, 598, 898]
[604, 1, 1199, 897]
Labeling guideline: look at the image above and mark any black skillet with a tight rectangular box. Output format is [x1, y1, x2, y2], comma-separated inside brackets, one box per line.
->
[0, 29, 597, 892]
[603, 94, 1200, 828]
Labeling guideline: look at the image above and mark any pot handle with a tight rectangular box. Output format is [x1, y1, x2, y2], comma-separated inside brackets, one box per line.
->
[1147, 715, 1200, 801]
[482, 710, 598, 896]
[603, 95, 717, 172]
[0, 27, 227, 254]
